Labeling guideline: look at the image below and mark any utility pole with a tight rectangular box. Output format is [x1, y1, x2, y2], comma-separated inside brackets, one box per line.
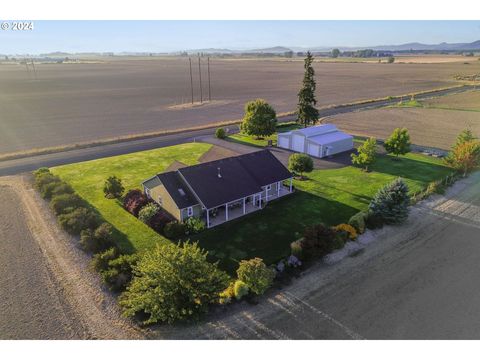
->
[189, 58, 194, 104]
[207, 57, 211, 102]
[31, 59, 37, 80]
[198, 56, 203, 103]
[24, 57, 31, 78]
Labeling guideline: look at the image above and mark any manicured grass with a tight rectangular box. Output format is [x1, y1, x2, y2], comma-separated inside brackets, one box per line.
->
[226, 122, 301, 148]
[51, 143, 212, 253]
[193, 152, 453, 273]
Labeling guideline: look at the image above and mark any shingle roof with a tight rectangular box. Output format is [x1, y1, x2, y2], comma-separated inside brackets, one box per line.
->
[178, 150, 292, 209]
[156, 171, 198, 209]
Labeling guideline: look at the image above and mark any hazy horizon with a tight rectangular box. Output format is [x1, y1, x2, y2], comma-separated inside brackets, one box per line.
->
[1, 20, 480, 55]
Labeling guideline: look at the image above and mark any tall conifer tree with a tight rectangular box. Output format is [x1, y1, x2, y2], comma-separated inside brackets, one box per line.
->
[297, 51, 319, 127]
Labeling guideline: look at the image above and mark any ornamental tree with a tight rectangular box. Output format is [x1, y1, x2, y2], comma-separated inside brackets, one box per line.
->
[368, 178, 410, 225]
[236, 258, 275, 295]
[120, 242, 229, 324]
[288, 153, 313, 179]
[296, 51, 319, 128]
[241, 99, 277, 139]
[444, 140, 480, 177]
[351, 137, 377, 171]
[103, 176, 124, 199]
[384, 128, 411, 158]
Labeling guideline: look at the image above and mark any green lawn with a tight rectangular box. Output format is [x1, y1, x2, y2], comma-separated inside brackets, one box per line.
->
[193, 152, 453, 273]
[226, 122, 301, 147]
[51, 143, 212, 253]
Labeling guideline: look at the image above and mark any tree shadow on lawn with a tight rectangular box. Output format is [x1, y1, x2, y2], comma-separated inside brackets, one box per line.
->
[190, 191, 359, 274]
[370, 154, 452, 184]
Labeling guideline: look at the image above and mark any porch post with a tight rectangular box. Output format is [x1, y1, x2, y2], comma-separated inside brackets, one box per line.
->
[259, 194, 262, 208]
[243, 197, 246, 214]
[277, 181, 280, 197]
[289, 178, 293, 193]
[206, 209, 210, 228]
[225, 203, 229, 221]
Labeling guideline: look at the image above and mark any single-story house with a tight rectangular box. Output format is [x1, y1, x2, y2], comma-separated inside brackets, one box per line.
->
[142, 149, 294, 228]
[277, 124, 353, 158]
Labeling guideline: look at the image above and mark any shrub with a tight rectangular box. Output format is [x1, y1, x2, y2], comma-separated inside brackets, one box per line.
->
[184, 216, 206, 234]
[101, 253, 139, 292]
[233, 280, 249, 300]
[149, 210, 172, 233]
[288, 153, 313, 178]
[33, 167, 51, 176]
[50, 182, 74, 197]
[91, 247, 119, 272]
[215, 127, 226, 139]
[302, 223, 337, 258]
[365, 211, 384, 229]
[50, 193, 84, 215]
[290, 239, 304, 259]
[164, 221, 187, 239]
[219, 282, 236, 305]
[58, 207, 100, 235]
[138, 203, 159, 223]
[348, 211, 367, 234]
[334, 223, 358, 241]
[80, 222, 115, 253]
[123, 189, 148, 217]
[369, 178, 410, 225]
[387, 56, 395, 63]
[120, 242, 230, 324]
[236, 258, 275, 296]
[35, 172, 62, 197]
[103, 176, 124, 199]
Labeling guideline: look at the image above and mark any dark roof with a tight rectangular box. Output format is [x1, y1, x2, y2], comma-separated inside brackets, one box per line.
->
[156, 171, 198, 209]
[178, 150, 292, 209]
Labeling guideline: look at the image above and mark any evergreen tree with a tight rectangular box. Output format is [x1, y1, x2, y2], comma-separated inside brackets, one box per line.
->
[368, 178, 410, 225]
[296, 52, 319, 128]
[453, 128, 477, 149]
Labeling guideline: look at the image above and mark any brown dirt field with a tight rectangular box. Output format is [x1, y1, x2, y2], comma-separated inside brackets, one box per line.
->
[0, 176, 144, 339]
[423, 90, 480, 110]
[326, 107, 480, 150]
[1, 58, 479, 154]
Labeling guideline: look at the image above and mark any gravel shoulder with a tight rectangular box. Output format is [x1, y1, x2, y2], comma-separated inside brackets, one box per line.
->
[0, 175, 144, 339]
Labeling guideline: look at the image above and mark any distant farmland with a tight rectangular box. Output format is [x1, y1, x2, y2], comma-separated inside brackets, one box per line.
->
[1, 57, 479, 154]
[326, 95, 480, 150]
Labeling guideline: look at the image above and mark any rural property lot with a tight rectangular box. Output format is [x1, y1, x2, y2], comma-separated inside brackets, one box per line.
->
[423, 90, 480, 110]
[1, 58, 479, 154]
[327, 99, 480, 150]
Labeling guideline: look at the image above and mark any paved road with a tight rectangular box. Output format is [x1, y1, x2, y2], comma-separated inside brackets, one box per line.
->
[0, 85, 474, 177]
[157, 172, 480, 339]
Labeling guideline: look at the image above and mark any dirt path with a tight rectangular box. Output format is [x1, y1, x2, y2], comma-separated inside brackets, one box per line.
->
[0, 176, 144, 339]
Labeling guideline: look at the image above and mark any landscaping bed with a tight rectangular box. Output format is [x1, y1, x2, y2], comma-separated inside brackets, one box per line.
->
[226, 122, 301, 147]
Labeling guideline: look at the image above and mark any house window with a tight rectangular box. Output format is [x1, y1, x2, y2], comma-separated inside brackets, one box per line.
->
[266, 184, 272, 191]
[187, 206, 194, 217]
[158, 196, 163, 206]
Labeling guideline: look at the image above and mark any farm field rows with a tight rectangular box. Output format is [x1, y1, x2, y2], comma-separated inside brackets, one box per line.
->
[327, 91, 480, 150]
[51, 140, 452, 273]
[1, 58, 479, 154]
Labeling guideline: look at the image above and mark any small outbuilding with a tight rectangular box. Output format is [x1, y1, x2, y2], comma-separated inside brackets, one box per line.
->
[277, 124, 353, 158]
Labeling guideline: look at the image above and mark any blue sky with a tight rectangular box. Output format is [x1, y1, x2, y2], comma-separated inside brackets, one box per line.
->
[1, 20, 480, 54]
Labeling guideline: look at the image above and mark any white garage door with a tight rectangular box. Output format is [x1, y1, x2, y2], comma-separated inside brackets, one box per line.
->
[292, 135, 305, 153]
[278, 136, 289, 149]
[307, 143, 320, 157]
